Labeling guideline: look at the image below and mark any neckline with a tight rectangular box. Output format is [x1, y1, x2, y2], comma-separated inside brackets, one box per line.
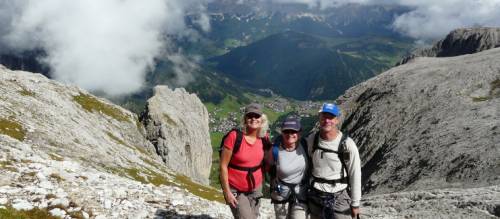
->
[243, 135, 258, 145]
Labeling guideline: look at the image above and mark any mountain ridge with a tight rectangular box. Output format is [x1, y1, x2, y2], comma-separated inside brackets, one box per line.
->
[398, 27, 500, 65]
[210, 30, 409, 100]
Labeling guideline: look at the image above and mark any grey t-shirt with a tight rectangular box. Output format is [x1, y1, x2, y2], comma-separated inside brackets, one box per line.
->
[271, 141, 309, 201]
[276, 142, 308, 184]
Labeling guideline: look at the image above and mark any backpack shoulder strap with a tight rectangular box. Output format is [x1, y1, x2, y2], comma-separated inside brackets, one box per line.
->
[300, 137, 308, 156]
[233, 129, 244, 155]
[301, 136, 312, 184]
[272, 143, 279, 165]
[338, 131, 350, 182]
[312, 131, 320, 154]
[339, 131, 349, 153]
[261, 134, 272, 151]
[219, 128, 243, 155]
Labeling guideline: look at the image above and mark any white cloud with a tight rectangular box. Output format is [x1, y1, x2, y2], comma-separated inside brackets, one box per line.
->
[392, 0, 500, 40]
[1, 0, 209, 96]
[266, 0, 500, 40]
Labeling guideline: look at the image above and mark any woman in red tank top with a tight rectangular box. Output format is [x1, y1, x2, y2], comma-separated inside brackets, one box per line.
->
[220, 103, 269, 219]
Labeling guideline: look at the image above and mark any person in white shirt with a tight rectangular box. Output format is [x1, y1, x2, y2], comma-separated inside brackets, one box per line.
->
[306, 103, 361, 219]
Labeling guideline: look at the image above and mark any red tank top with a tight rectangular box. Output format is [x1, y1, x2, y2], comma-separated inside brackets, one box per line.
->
[223, 130, 264, 192]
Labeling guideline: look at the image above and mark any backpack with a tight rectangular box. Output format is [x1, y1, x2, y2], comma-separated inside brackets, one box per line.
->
[219, 128, 271, 190]
[309, 131, 350, 187]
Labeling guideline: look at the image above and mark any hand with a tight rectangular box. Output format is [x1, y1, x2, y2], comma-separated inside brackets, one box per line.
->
[224, 191, 238, 208]
[351, 206, 360, 218]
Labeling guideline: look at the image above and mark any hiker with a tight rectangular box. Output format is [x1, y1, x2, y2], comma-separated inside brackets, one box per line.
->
[266, 116, 309, 219]
[220, 103, 270, 219]
[306, 103, 361, 219]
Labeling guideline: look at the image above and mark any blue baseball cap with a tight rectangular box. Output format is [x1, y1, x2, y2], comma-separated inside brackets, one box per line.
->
[318, 103, 341, 117]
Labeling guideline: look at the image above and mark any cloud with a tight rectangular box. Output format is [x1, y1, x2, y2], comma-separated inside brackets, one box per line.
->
[392, 1, 500, 40]
[265, 0, 500, 40]
[1, 0, 209, 96]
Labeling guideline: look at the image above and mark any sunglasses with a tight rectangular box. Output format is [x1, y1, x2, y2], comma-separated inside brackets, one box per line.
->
[245, 113, 261, 119]
[282, 130, 299, 135]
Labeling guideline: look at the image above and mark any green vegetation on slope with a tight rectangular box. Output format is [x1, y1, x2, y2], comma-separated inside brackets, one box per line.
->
[0, 206, 61, 219]
[73, 93, 130, 122]
[104, 165, 225, 203]
[0, 118, 25, 141]
[209, 132, 224, 187]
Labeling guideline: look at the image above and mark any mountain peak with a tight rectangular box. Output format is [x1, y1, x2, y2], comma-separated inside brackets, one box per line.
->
[398, 27, 500, 65]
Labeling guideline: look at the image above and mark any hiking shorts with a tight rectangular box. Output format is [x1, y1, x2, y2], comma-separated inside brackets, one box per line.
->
[308, 188, 352, 219]
[230, 186, 263, 219]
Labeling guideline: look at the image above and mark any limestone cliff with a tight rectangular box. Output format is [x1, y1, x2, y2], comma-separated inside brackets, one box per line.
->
[141, 86, 212, 186]
[338, 47, 500, 194]
[398, 27, 500, 65]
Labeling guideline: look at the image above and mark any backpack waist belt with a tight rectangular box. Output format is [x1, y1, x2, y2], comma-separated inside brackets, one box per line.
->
[228, 163, 261, 190]
[272, 178, 312, 204]
[311, 176, 348, 187]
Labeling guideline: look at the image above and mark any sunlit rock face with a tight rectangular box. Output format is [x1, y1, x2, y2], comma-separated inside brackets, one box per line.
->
[336, 44, 500, 218]
[141, 85, 212, 186]
[338, 47, 500, 194]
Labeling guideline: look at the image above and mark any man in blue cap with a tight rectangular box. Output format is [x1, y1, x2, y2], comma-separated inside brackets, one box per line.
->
[306, 103, 361, 219]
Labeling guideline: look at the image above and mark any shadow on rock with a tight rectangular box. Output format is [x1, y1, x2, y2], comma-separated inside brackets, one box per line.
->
[154, 209, 216, 219]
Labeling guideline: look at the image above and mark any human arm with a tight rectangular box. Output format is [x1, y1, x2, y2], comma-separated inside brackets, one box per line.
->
[346, 138, 361, 216]
[220, 146, 238, 208]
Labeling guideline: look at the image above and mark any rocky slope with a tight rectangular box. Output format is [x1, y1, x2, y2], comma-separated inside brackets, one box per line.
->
[0, 66, 236, 218]
[362, 185, 500, 218]
[398, 27, 500, 65]
[141, 86, 212, 186]
[338, 47, 500, 196]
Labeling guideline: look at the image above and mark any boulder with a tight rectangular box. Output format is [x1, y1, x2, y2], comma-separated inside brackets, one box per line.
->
[141, 85, 212, 185]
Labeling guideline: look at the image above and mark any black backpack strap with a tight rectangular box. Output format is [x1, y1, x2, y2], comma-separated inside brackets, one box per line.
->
[312, 131, 320, 154]
[338, 132, 350, 187]
[219, 128, 243, 155]
[228, 163, 261, 190]
[300, 137, 312, 185]
[233, 129, 243, 155]
[261, 135, 272, 151]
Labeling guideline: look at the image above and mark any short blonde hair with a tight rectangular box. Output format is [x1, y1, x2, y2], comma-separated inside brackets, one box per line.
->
[241, 114, 269, 138]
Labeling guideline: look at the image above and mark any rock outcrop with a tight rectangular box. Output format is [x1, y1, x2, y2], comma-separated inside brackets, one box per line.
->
[141, 85, 212, 185]
[0, 66, 233, 218]
[337, 47, 500, 196]
[398, 27, 500, 65]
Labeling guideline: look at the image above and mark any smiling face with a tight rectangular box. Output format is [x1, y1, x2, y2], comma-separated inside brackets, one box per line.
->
[281, 129, 299, 147]
[245, 112, 262, 131]
[319, 112, 339, 133]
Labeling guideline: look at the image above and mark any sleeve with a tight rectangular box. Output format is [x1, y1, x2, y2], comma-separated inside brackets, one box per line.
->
[223, 130, 237, 150]
[346, 138, 362, 207]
